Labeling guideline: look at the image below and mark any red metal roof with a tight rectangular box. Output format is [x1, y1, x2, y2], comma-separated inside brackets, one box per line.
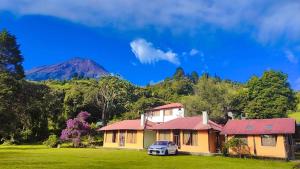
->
[221, 118, 296, 135]
[99, 119, 156, 131]
[151, 116, 223, 131]
[150, 103, 183, 111]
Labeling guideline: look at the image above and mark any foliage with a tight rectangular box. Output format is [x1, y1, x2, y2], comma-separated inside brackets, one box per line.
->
[60, 111, 91, 147]
[225, 137, 249, 158]
[0, 29, 24, 79]
[43, 135, 60, 148]
[94, 76, 137, 124]
[244, 70, 297, 119]
[182, 75, 241, 123]
[0, 72, 20, 139]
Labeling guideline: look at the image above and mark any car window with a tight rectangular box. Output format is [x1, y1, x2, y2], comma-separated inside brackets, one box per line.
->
[154, 141, 168, 146]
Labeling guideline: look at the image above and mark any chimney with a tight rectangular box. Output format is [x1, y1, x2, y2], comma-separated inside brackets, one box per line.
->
[141, 114, 145, 127]
[202, 111, 208, 125]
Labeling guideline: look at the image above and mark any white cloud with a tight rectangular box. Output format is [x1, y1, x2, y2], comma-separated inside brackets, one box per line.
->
[189, 49, 199, 56]
[285, 50, 298, 64]
[130, 38, 179, 65]
[1, 1, 300, 43]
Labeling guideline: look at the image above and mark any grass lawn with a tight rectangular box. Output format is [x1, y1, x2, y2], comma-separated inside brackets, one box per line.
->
[289, 112, 300, 122]
[0, 145, 297, 169]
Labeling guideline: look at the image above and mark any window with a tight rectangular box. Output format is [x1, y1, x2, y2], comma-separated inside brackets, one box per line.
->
[105, 131, 117, 143]
[183, 131, 198, 146]
[159, 131, 170, 140]
[235, 135, 248, 145]
[261, 135, 277, 146]
[126, 131, 137, 144]
[164, 109, 173, 116]
[152, 111, 160, 116]
[112, 131, 117, 143]
[105, 132, 112, 142]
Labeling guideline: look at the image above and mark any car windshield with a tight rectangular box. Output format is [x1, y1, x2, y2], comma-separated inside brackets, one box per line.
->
[153, 141, 168, 146]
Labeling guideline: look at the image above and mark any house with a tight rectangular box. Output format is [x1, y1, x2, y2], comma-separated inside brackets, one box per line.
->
[100, 103, 223, 154]
[151, 112, 223, 154]
[221, 118, 296, 159]
[99, 103, 185, 149]
[144, 103, 184, 123]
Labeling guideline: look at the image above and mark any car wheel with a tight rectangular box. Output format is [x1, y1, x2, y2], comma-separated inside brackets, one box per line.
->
[164, 150, 168, 156]
[175, 150, 178, 155]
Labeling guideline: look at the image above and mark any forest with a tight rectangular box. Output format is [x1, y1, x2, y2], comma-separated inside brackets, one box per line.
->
[0, 29, 299, 144]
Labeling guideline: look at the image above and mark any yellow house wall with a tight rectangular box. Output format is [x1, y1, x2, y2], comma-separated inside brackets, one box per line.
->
[103, 131, 119, 148]
[180, 130, 210, 153]
[156, 130, 218, 153]
[103, 130, 144, 149]
[124, 130, 144, 149]
[228, 135, 287, 158]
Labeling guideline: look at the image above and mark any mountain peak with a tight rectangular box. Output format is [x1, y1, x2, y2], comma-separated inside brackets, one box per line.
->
[26, 57, 109, 81]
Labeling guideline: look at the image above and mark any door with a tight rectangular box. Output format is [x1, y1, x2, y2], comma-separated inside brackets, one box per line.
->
[167, 142, 177, 154]
[119, 131, 125, 147]
[173, 130, 181, 149]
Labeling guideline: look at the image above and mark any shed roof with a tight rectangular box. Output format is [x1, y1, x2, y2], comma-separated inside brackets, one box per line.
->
[221, 118, 296, 135]
[151, 116, 223, 131]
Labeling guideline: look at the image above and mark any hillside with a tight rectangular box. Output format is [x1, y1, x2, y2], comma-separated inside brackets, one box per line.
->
[26, 57, 109, 81]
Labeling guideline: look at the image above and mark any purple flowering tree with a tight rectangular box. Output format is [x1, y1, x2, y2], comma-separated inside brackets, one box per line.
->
[60, 111, 91, 147]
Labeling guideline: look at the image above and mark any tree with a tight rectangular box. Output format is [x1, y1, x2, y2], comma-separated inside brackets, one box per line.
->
[173, 67, 185, 80]
[0, 29, 24, 80]
[0, 72, 20, 140]
[182, 75, 236, 123]
[15, 81, 52, 142]
[244, 70, 297, 119]
[95, 76, 136, 124]
[189, 71, 199, 84]
[60, 111, 91, 147]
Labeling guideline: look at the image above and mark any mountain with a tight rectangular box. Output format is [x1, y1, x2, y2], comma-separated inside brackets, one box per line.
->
[26, 57, 109, 81]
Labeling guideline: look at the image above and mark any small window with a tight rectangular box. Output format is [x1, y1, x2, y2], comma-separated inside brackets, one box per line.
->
[159, 131, 171, 140]
[112, 131, 117, 143]
[183, 131, 198, 146]
[164, 109, 173, 116]
[126, 131, 137, 144]
[261, 135, 277, 146]
[235, 135, 248, 145]
[152, 111, 160, 116]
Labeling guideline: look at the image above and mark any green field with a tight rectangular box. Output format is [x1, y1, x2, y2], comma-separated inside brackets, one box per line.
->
[0, 145, 297, 169]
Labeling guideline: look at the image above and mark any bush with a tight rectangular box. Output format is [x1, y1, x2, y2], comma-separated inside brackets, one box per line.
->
[224, 137, 249, 158]
[1, 140, 16, 146]
[43, 135, 60, 148]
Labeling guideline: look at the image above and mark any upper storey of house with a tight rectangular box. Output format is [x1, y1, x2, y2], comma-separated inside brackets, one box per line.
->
[144, 103, 184, 123]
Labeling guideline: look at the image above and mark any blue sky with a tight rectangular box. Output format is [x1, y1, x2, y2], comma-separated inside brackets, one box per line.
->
[0, 0, 300, 89]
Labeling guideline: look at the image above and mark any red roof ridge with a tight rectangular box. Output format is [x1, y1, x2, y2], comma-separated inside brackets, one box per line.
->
[150, 103, 183, 110]
[152, 115, 222, 131]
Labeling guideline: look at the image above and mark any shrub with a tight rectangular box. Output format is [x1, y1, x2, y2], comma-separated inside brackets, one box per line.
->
[60, 111, 91, 147]
[43, 135, 60, 148]
[1, 140, 15, 146]
[224, 137, 249, 158]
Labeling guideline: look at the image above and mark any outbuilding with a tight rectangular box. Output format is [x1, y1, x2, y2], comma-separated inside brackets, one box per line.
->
[222, 118, 296, 159]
